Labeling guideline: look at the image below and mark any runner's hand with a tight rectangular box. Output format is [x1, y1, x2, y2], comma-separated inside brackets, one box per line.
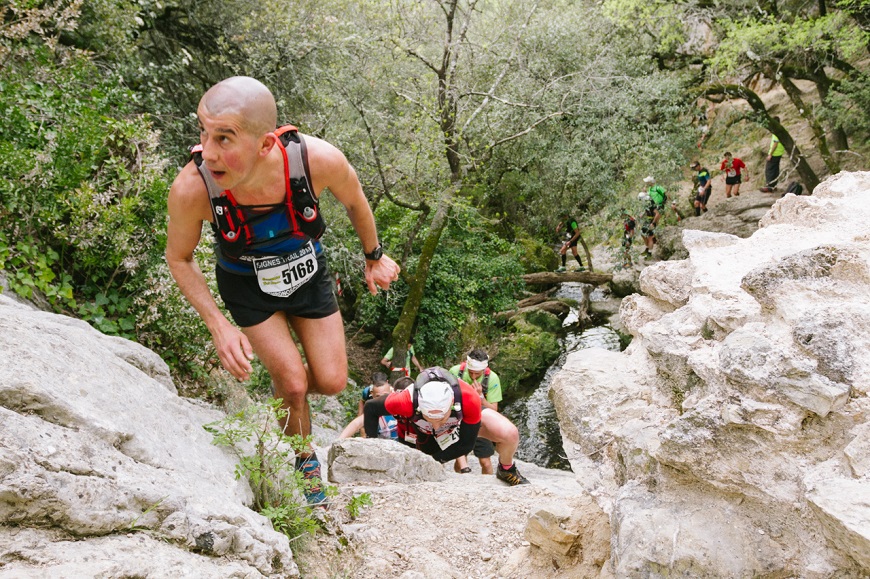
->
[472, 380, 483, 395]
[365, 253, 401, 295]
[212, 322, 254, 381]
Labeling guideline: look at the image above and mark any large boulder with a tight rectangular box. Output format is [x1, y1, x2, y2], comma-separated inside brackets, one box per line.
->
[0, 294, 296, 577]
[327, 438, 446, 484]
[551, 172, 870, 577]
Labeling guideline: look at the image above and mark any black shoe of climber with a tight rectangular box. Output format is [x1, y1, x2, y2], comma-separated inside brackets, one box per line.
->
[496, 463, 530, 486]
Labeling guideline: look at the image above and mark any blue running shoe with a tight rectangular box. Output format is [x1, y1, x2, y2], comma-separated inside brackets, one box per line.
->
[295, 452, 328, 507]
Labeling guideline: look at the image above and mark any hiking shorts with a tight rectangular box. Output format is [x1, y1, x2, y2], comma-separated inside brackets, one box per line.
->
[473, 436, 495, 458]
[725, 174, 742, 185]
[216, 252, 338, 327]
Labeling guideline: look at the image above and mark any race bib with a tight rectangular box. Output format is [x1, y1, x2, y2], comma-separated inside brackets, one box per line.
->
[727, 169, 736, 177]
[434, 428, 459, 450]
[253, 241, 318, 298]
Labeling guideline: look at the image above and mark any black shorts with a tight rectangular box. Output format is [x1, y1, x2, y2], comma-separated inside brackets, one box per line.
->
[725, 174, 742, 185]
[473, 436, 495, 458]
[215, 252, 338, 327]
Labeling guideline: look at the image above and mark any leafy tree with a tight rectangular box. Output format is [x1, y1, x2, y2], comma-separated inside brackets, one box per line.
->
[602, 0, 870, 192]
[314, 0, 696, 373]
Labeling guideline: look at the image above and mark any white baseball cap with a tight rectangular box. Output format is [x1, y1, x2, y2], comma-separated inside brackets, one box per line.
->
[643, 176, 655, 184]
[417, 381, 454, 419]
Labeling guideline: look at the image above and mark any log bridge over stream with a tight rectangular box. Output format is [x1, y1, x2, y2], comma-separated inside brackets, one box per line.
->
[496, 271, 613, 320]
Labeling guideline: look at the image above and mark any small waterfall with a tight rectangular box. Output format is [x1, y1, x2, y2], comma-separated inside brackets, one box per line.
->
[501, 283, 623, 470]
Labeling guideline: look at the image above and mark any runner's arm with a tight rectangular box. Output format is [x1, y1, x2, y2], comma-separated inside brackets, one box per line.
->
[305, 136, 400, 295]
[339, 415, 365, 439]
[363, 395, 392, 437]
[165, 166, 253, 381]
[411, 353, 424, 373]
[429, 421, 481, 463]
[481, 399, 498, 412]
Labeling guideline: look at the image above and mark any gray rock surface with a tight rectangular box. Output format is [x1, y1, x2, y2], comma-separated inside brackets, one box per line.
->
[327, 438, 447, 484]
[0, 295, 296, 577]
[312, 456, 603, 579]
[551, 172, 870, 577]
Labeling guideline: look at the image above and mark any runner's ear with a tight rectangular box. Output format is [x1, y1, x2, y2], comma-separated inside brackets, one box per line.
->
[258, 132, 279, 157]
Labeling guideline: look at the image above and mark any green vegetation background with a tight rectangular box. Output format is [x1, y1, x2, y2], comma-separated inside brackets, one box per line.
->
[2, 0, 868, 399]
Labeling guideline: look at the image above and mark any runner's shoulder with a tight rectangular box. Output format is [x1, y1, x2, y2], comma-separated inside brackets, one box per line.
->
[169, 163, 211, 217]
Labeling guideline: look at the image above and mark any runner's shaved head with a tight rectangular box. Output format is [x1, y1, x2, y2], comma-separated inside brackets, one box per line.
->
[199, 76, 277, 136]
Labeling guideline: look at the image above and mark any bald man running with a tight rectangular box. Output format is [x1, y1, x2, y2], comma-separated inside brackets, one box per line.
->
[166, 76, 400, 505]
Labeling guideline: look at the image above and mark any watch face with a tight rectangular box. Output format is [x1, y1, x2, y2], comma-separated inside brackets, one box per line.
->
[366, 245, 383, 260]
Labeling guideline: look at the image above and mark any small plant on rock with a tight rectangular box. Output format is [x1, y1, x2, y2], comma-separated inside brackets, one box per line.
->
[204, 399, 335, 542]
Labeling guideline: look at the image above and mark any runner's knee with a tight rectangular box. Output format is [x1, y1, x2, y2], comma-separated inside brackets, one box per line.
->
[309, 365, 347, 396]
[271, 377, 308, 407]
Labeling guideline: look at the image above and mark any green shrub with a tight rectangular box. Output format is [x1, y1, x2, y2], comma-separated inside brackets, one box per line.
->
[204, 399, 333, 542]
[495, 312, 561, 390]
[0, 42, 215, 379]
[355, 205, 525, 364]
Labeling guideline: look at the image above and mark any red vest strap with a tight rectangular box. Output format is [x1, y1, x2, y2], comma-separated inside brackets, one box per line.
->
[274, 125, 299, 137]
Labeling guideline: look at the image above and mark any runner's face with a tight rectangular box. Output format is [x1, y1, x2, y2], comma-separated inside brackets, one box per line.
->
[197, 107, 260, 189]
[422, 414, 449, 429]
[468, 369, 484, 381]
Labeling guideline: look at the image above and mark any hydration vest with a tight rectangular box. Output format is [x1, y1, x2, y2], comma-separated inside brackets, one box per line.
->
[396, 367, 463, 442]
[190, 125, 326, 263]
[457, 361, 490, 397]
[410, 367, 463, 419]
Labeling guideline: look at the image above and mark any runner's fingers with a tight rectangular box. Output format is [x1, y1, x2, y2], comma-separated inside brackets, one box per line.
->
[220, 345, 252, 381]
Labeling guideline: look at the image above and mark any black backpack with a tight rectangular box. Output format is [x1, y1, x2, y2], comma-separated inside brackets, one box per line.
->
[785, 181, 804, 196]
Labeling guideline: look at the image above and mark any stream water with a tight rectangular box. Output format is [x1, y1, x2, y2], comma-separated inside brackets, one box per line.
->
[500, 283, 624, 471]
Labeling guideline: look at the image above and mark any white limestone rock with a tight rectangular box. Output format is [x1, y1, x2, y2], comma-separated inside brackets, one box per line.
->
[638, 259, 694, 307]
[805, 459, 870, 570]
[0, 294, 296, 577]
[327, 438, 447, 484]
[552, 172, 870, 577]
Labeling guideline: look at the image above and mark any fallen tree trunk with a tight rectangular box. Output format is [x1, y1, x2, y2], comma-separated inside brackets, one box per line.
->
[495, 300, 571, 320]
[517, 287, 559, 308]
[522, 271, 612, 285]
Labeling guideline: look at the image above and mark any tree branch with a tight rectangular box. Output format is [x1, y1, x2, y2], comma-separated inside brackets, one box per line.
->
[460, 1, 539, 135]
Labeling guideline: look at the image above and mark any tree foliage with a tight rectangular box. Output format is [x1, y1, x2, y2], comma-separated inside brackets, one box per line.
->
[1, 0, 866, 386]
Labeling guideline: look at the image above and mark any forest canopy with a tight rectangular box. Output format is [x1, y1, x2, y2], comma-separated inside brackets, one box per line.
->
[2, 0, 867, 383]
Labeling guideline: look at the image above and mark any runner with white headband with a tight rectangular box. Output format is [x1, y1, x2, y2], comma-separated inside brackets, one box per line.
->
[449, 348, 505, 476]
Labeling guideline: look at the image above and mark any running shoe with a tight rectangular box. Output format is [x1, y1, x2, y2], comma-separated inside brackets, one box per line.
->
[295, 452, 328, 506]
[555, 266, 567, 273]
[496, 463, 530, 486]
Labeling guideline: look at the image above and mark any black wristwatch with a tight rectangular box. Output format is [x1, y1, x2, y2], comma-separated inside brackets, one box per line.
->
[364, 243, 383, 261]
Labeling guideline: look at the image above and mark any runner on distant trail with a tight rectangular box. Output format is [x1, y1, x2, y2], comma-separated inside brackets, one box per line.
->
[555, 214, 585, 273]
[719, 152, 748, 198]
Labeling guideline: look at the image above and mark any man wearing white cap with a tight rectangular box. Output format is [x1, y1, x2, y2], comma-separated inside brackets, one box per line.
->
[449, 349, 502, 475]
[363, 367, 529, 485]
